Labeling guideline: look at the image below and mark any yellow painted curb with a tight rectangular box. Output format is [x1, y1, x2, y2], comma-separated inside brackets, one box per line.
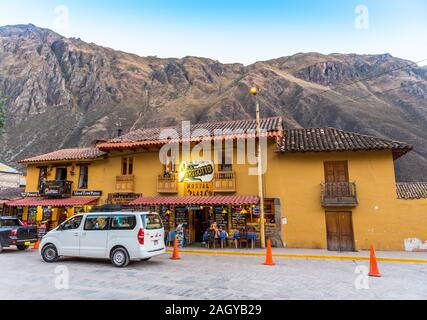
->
[165, 249, 427, 264]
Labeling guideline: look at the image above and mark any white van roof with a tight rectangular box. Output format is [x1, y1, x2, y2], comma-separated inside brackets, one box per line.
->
[82, 211, 157, 216]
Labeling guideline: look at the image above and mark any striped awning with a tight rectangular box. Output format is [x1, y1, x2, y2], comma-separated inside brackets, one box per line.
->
[6, 197, 99, 207]
[130, 195, 259, 206]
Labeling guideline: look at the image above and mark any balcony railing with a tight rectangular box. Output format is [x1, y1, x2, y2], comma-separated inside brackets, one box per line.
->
[321, 182, 358, 207]
[116, 175, 135, 192]
[213, 171, 236, 192]
[40, 180, 72, 198]
[157, 174, 178, 193]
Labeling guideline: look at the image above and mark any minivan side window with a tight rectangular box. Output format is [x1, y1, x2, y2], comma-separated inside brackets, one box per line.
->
[61, 216, 83, 230]
[143, 214, 163, 230]
[110, 215, 136, 230]
[84, 216, 110, 231]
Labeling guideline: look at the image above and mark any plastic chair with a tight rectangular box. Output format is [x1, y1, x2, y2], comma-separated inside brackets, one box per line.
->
[169, 231, 176, 246]
[220, 231, 228, 248]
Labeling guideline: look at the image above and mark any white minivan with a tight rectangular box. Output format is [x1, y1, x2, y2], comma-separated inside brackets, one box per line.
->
[39, 212, 165, 267]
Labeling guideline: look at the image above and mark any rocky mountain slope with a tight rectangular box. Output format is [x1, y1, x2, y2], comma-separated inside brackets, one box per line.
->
[0, 24, 426, 181]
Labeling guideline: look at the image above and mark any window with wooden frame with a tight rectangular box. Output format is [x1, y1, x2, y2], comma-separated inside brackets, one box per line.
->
[78, 165, 89, 189]
[217, 149, 233, 172]
[121, 157, 134, 175]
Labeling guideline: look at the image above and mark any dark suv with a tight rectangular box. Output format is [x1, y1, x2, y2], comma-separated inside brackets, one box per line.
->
[0, 217, 38, 253]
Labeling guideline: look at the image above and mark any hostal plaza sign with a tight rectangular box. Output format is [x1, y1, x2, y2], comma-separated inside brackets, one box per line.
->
[179, 161, 214, 196]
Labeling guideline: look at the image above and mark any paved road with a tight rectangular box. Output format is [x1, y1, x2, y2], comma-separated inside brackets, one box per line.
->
[0, 248, 426, 300]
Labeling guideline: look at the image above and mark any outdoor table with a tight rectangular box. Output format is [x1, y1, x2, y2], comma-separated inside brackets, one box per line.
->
[233, 232, 256, 249]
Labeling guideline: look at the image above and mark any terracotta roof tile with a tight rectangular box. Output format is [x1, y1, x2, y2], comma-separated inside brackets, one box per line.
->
[98, 117, 283, 150]
[279, 128, 412, 159]
[130, 195, 259, 206]
[6, 197, 100, 207]
[396, 183, 427, 200]
[19, 148, 107, 164]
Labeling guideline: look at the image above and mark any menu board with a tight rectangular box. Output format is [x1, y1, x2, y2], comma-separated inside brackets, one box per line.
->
[214, 207, 228, 229]
[159, 207, 171, 230]
[231, 208, 246, 229]
[175, 206, 188, 226]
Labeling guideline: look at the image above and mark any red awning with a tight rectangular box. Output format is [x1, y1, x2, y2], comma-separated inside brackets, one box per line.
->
[6, 197, 99, 207]
[130, 195, 259, 206]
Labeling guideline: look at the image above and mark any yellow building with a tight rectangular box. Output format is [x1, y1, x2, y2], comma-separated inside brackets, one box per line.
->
[10, 117, 427, 251]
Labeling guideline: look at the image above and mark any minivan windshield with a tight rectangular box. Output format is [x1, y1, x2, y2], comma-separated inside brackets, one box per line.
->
[142, 214, 163, 230]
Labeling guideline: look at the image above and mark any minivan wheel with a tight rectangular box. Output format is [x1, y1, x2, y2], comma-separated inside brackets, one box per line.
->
[111, 247, 130, 268]
[42, 244, 59, 263]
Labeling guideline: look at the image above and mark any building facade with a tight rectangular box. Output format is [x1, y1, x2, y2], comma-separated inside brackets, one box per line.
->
[0, 162, 23, 189]
[8, 117, 427, 251]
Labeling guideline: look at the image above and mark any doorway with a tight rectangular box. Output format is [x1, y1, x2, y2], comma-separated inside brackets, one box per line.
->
[193, 208, 210, 242]
[325, 211, 355, 252]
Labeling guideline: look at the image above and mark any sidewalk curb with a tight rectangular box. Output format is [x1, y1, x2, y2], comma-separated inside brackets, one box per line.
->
[165, 249, 427, 264]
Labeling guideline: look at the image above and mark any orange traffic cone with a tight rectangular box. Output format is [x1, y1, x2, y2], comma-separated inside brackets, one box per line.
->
[33, 240, 40, 250]
[264, 239, 275, 266]
[368, 244, 381, 277]
[170, 238, 181, 260]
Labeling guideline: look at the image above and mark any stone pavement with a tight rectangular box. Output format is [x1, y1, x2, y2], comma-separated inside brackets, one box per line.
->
[0, 248, 426, 300]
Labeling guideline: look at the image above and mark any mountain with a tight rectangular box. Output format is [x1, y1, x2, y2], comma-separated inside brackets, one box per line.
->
[0, 24, 426, 181]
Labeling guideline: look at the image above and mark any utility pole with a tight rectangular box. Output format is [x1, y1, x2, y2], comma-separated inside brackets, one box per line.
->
[250, 87, 266, 249]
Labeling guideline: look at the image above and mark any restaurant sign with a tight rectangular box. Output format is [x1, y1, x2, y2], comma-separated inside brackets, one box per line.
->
[72, 190, 103, 197]
[178, 160, 214, 183]
[184, 182, 213, 196]
[23, 192, 41, 197]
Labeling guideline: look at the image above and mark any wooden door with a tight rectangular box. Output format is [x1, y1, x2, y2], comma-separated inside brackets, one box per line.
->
[325, 211, 355, 251]
[324, 161, 350, 197]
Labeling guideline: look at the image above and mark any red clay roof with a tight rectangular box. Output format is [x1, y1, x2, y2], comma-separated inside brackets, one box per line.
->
[279, 128, 412, 159]
[396, 183, 427, 200]
[19, 148, 107, 164]
[98, 117, 283, 150]
[6, 197, 99, 207]
[130, 195, 259, 206]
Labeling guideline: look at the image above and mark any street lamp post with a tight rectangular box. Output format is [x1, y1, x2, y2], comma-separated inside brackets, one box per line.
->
[250, 87, 266, 249]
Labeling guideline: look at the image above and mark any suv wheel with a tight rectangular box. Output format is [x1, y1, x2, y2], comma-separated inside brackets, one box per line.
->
[41, 244, 59, 263]
[17, 245, 29, 251]
[111, 247, 130, 268]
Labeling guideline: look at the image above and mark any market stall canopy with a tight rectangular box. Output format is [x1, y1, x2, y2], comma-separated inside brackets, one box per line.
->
[130, 195, 259, 206]
[6, 197, 99, 207]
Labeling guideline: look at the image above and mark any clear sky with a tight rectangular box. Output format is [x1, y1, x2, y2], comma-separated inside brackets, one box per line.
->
[0, 0, 426, 65]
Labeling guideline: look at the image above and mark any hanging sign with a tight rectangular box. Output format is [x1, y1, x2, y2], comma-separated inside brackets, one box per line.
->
[73, 190, 103, 197]
[178, 160, 214, 182]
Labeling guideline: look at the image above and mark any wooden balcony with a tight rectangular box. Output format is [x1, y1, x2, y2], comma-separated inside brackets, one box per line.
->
[40, 180, 72, 198]
[157, 174, 178, 193]
[213, 171, 236, 192]
[116, 175, 135, 192]
[321, 182, 358, 207]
